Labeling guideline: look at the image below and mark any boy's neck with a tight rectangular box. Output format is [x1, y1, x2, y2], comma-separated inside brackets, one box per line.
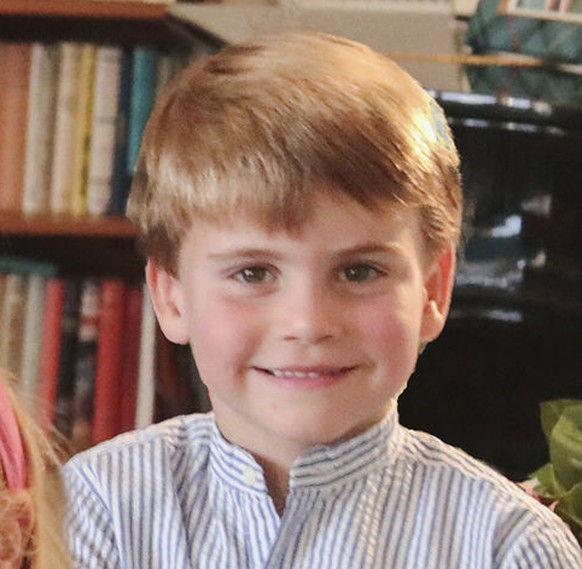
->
[256, 456, 290, 516]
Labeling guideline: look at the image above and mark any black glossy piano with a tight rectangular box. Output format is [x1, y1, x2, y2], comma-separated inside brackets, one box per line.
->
[399, 91, 582, 481]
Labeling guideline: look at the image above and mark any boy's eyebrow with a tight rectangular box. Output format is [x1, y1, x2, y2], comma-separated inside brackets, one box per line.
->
[333, 242, 406, 257]
[207, 248, 284, 262]
[207, 242, 406, 262]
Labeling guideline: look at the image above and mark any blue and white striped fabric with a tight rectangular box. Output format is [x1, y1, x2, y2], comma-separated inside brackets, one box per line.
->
[64, 409, 582, 568]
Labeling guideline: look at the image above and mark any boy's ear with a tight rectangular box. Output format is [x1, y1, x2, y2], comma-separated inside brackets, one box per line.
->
[419, 246, 456, 344]
[145, 260, 189, 345]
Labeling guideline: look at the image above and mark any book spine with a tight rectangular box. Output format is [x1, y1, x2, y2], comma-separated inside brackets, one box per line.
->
[86, 45, 123, 217]
[70, 44, 97, 217]
[53, 278, 83, 440]
[21, 42, 60, 215]
[0, 42, 32, 213]
[127, 46, 158, 177]
[0, 273, 27, 380]
[119, 284, 143, 433]
[107, 48, 133, 216]
[49, 42, 82, 215]
[92, 278, 126, 444]
[19, 274, 49, 411]
[70, 278, 101, 453]
[156, 49, 179, 93]
[135, 285, 157, 430]
[37, 278, 66, 432]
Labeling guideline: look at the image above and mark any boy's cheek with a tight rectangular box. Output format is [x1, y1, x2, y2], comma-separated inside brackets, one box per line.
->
[189, 308, 255, 368]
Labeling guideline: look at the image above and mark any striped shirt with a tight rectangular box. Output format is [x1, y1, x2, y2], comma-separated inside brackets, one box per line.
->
[64, 409, 582, 568]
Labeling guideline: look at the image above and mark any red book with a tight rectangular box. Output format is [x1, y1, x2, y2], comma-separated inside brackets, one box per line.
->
[118, 284, 143, 433]
[37, 278, 66, 433]
[92, 278, 126, 445]
[155, 330, 201, 423]
[0, 42, 32, 213]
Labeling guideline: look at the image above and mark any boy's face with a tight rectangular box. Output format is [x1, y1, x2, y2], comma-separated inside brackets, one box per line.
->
[148, 190, 455, 464]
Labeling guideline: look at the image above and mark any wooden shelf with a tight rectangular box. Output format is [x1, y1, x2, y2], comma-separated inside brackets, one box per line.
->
[0, 214, 142, 278]
[0, 0, 168, 20]
[0, 0, 194, 46]
[0, 214, 135, 238]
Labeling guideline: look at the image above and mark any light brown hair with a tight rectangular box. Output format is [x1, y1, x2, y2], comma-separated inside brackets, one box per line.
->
[127, 29, 462, 273]
[0, 376, 71, 569]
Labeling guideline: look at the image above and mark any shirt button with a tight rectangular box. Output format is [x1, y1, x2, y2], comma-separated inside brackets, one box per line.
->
[243, 467, 256, 486]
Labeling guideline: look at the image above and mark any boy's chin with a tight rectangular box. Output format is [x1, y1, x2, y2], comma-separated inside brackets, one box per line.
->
[276, 406, 392, 451]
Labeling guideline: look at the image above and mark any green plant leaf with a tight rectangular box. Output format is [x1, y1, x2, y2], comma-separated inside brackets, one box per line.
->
[531, 463, 564, 498]
[540, 399, 581, 443]
[555, 483, 582, 545]
[549, 405, 582, 491]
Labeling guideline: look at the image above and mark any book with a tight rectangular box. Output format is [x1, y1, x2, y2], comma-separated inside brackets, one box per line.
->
[70, 278, 100, 454]
[21, 42, 60, 215]
[155, 49, 184, 94]
[86, 45, 123, 216]
[108, 48, 133, 216]
[70, 44, 97, 216]
[127, 46, 159, 177]
[19, 265, 58, 411]
[0, 42, 32, 213]
[49, 42, 83, 215]
[119, 284, 143, 433]
[53, 278, 83, 440]
[92, 278, 126, 444]
[0, 257, 57, 404]
[135, 286, 157, 430]
[155, 334, 205, 423]
[0, 273, 26, 380]
[37, 278, 66, 432]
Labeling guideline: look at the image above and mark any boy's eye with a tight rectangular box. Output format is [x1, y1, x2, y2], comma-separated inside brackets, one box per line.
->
[234, 266, 272, 284]
[341, 264, 381, 283]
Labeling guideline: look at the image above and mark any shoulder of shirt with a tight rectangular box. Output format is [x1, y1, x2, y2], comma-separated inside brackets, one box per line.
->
[65, 412, 215, 470]
[398, 426, 559, 519]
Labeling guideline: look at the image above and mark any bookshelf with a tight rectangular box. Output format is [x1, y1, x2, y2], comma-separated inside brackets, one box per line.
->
[0, 0, 193, 45]
[0, 0, 183, 234]
[0, 0, 176, 269]
[0, 0, 208, 452]
[0, 213, 134, 238]
[0, 0, 167, 19]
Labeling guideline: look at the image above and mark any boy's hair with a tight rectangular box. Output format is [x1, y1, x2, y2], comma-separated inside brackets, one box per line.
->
[0, 376, 71, 569]
[127, 29, 462, 274]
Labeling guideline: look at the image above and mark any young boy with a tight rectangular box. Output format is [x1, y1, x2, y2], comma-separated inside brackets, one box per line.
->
[63, 30, 581, 568]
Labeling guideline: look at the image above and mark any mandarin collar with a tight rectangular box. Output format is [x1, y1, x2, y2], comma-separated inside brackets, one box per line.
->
[207, 406, 402, 495]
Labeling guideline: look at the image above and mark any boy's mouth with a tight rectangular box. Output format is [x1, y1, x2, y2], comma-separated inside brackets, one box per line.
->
[256, 366, 355, 379]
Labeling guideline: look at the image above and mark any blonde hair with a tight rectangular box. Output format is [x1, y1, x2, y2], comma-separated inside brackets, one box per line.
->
[128, 29, 462, 273]
[0, 377, 71, 569]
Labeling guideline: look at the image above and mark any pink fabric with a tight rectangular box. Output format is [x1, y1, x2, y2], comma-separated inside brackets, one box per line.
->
[0, 382, 26, 490]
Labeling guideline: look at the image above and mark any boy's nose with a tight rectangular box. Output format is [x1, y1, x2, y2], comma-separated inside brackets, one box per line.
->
[276, 284, 343, 344]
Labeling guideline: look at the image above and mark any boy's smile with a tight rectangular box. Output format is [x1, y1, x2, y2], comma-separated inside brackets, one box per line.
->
[148, 190, 454, 473]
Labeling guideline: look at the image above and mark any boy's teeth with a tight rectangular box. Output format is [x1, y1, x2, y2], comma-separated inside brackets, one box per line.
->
[271, 369, 322, 379]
